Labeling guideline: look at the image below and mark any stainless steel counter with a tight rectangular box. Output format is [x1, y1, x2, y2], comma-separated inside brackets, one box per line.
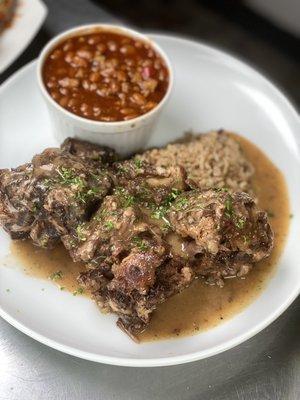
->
[1, 299, 299, 400]
[0, 1, 299, 399]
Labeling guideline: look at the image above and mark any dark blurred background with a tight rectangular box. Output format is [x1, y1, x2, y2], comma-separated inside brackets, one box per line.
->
[1, 0, 299, 107]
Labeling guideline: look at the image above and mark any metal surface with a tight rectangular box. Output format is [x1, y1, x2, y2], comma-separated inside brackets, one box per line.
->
[0, 1, 299, 398]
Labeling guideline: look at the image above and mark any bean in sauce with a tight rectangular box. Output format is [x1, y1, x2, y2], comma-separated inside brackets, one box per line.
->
[42, 31, 169, 122]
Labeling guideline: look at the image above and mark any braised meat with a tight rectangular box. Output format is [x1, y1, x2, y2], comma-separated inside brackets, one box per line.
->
[62, 159, 191, 338]
[61, 138, 117, 164]
[63, 192, 156, 264]
[76, 187, 273, 338]
[66, 190, 168, 338]
[75, 192, 194, 339]
[63, 158, 187, 262]
[0, 134, 275, 340]
[0, 139, 116, 247]
[112, 158, 187, 205]
[79, 256, 194, 340]
[168, 189, 274, 286]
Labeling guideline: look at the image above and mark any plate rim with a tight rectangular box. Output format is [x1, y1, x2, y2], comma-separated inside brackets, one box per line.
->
[0, 34, 299, 367]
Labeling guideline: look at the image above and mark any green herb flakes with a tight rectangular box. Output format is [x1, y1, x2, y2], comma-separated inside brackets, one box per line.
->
[114, 187, 136, 208]
[235, 218, 245, 229]
[73, 287, 84, 296]
[49, 271, 63, 281]
[76, 224, 87, 241]
[104, 221, 115, 230]
[151, 188, 182, 226]
[225, 195, 234, 218]
[134, 158, 143, 169]
[132, 236, 149, 252]
[173, 196, 188, 211]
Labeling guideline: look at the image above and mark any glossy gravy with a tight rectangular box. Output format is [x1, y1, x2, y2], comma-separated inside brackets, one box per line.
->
[10, 134, 290, 341]
[11, 242, 86, 294]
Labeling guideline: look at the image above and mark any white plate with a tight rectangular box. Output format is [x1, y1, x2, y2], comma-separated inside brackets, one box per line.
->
[0, 34, 299, 367]
[0, 0, 47, 74]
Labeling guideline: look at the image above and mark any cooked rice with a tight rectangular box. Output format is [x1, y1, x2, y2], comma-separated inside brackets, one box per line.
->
[138, 130, 254, 194]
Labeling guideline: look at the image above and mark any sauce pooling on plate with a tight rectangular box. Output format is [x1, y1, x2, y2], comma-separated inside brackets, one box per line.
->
[9, 134, 290, 342]
[139, 134, 290, 341]
[42, 31, 169, 122]
[11, 243, 86, 295]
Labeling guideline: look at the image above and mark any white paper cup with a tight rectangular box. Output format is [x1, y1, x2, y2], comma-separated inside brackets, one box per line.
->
[37, 24, 173, 155]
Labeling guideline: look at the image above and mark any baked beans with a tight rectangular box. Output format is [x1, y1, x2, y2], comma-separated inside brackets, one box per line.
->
[42, 31, 169, 122]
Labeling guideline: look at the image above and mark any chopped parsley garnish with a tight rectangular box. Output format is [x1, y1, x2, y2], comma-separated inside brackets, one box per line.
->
[151, 188, 182, 226]
[94, 208, 117, 222]
[76, 224, 87, 241]
[44, 167, 102, 204]
[104, 221, 115, 230]
[132, 236, 149, 251]
[68, 238, 76, 248]
[49, 270, 63, 281]
[173, 196, 188, 211]
[224, 195, 246, 228]
[224, 195, 248, 229]
[86, 187, 99, 197]
[267, 210, 275, 218]
[134, 158, 143, 169]
[60, 286, 65, 291]
[225, 195, 234, 218]
[167, 188, 182, 203]
[152, 207, 171, 226]
[123, 194, 135, 208]
[57, 167, 85, 189]
[73, 287, 84, 296]
[235, 218, 245, 229]
[289, 213, 294, 219]
[116, 165, 129, 174]
[57, 167, 74, 181]
[75, 186, 101, 203]
[114, 187, 136, 208]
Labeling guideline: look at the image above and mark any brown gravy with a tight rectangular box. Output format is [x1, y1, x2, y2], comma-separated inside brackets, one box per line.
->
[139, 134, 290, 341]
[9, 134, 290, 341]
[11, 242, 86, 295]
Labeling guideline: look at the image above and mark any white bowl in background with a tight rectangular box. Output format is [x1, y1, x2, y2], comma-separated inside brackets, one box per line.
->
[36, 24, 173, 155]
